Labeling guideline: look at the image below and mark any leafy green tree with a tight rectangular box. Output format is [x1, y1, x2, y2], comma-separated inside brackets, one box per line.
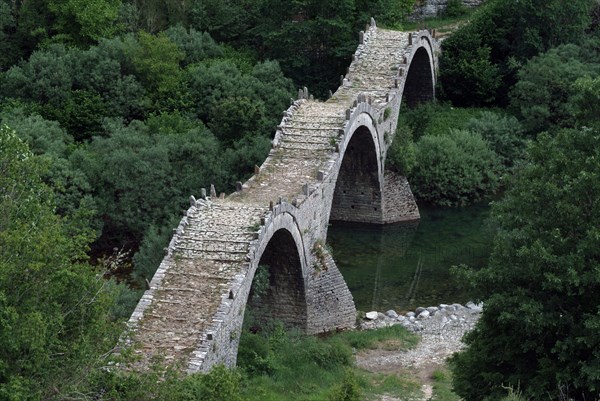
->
[165, 25, 224, 66]
[465, 111, 526, 167]
[409, 129, 502, 206]
[1, 44, 74, 113]
[509, 43, 600, 134]
[48, 0, 122, 44]
[131, 31, 185, 99]
[185, 58, 294, 138]
[439, 0, 595, 106]
[572, 75, 600, 128]
[0, 107, 97, 219]
[451, 127, 600, 401]
[189, 0, 262, 45]
[73, 35, 150, 121]
[74, 117, 223, 249]
[254, 0, 356, 97]
[0, 125, 119, 399]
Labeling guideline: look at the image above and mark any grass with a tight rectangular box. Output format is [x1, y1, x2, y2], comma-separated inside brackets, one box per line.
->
[430, 367, 461, 401]
[237, 322, 422, 401]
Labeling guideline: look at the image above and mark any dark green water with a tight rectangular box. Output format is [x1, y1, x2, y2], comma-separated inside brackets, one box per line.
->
[327, 203, 493, 313]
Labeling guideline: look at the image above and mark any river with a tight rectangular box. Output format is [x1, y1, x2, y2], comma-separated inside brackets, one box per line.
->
[327, 203, 493, 313]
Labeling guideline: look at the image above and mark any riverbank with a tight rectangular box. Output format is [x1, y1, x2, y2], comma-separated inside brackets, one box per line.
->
[356, 302, 482, 401]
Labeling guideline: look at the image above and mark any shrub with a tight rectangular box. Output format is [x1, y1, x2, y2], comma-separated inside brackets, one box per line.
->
[509, 43, 599, 134]
[443, 0, 468, 17]
[465, 111, 526, 167]
[409, 129, 502, 206]
[329, 369, 361, 401]
[387, 123, 417, 175]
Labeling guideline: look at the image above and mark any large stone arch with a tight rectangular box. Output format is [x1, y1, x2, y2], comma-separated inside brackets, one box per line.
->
[246, 227, 308, 331]
[330, 119, 383, 224]
[329, 125, 382, 223]
[399, 32, 436, 109]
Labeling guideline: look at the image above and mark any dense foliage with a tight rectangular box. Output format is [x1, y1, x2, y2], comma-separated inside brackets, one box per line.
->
[451, 127, 600, 400]
[439, 0, 596, 106]
[0, 127, 122, 399]
[409, 129, 502, 207]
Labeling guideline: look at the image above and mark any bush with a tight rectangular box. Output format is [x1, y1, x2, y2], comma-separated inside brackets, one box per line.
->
[439, 0, 595, 106]
[387, 123, 417, 175]
[443, 0, 468, 17]
[465, 111, 526, 167]
[409, 129, 502, 206]
[329, 369, 361, 401]
[399, 102, 487, 139]
[509, 43, 599, 134]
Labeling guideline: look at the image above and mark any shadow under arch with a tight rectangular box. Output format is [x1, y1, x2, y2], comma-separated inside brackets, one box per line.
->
[330, 125, 382, 223]
[404, 46, 435, 107]
[246, 228, 308, 331]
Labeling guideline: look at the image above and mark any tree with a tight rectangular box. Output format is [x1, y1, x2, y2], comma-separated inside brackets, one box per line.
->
[451, 127, 600, 400]
[408, 129, 502, 206]
[509, 43, 600, 134]
[439, 0, 596, 106]
[48, 0, 122, 44]
[0, 125, 119, 399]
[74, 117, 223, 249]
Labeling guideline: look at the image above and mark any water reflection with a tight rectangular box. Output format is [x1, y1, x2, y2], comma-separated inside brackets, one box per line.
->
[327, 203, 493, 313]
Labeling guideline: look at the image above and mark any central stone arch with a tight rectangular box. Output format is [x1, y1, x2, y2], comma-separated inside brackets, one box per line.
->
[403, 46, 436, 107]
[246, 227, 308, 331]
[330, 125, 382, 223]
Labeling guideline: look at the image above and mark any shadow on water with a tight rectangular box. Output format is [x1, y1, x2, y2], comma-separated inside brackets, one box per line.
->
[327, 202, 493, 313]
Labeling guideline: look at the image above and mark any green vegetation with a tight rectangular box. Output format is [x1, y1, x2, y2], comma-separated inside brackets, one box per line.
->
[438, 0, 596, 106]
[236, 323, 421, 401]
[450, 127, 600, 401]
[430, 368, 461, 401]
[2, 0, 600, 398]
[0, 126, 123, 399]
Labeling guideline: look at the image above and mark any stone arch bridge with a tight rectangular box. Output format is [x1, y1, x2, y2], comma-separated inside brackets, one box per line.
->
[127, 21, 438, 373]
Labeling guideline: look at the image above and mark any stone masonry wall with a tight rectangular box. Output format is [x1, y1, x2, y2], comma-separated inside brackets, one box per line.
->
[410, 0, 485, 20]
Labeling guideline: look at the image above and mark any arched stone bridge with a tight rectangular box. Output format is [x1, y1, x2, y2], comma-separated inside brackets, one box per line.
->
[127, 21, 438, 373]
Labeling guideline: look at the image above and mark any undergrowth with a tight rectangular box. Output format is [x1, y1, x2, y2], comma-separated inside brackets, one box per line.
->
[237, 322, 421, 401]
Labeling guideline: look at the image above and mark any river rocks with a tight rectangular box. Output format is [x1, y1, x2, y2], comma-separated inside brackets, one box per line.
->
[386, 310, 399, 319]
[358, 302, 483, 339]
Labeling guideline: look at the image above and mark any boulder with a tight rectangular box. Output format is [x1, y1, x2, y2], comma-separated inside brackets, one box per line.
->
[365, 311, 379, 320]
[386, 309, 399, 319]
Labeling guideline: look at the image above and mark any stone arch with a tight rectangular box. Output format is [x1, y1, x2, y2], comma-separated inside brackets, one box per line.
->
[246, 227, 308, 331]
[403, 43, 435, 107]
[329, 113, 384, 224]
[244, 207, 309, 332]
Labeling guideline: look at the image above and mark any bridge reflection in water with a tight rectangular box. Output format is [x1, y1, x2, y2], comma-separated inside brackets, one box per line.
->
[328, 203, 493, 313]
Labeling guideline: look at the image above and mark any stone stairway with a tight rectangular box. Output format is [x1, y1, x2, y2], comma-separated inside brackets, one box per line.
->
[129, 200, 266, 367]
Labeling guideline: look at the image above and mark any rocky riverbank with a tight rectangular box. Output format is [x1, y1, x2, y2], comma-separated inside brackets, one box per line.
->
[356, 302, 483, 401]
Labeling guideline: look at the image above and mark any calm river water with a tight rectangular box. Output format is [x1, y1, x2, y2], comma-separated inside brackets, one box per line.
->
[327, 203, 493, 313]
